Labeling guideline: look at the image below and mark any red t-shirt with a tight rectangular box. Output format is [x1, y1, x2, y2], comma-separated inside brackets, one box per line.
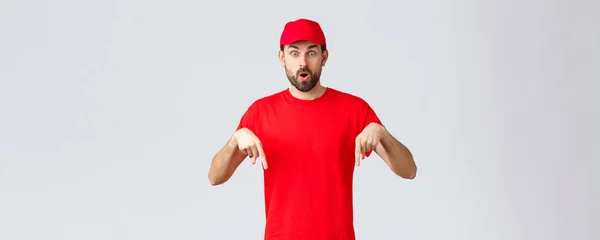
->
[236, 87, 383, 240]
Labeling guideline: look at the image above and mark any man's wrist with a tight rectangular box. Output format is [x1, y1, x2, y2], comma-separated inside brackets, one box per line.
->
[369, 122, 386, 135]
[377, 123, 389, 142]
[227, 132, 239, 150]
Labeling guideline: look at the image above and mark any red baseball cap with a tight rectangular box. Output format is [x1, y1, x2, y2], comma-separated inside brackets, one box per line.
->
[280, 18, 326, 46]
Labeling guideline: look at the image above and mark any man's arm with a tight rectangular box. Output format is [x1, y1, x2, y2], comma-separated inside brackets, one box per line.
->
[208, 135, 246, 186]
[374, 126, 417, 179]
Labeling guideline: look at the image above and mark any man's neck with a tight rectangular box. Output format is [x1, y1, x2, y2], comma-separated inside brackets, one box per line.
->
[288, 84, 327, 100]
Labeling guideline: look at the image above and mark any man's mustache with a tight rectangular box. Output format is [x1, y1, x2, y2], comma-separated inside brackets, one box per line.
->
[297, 67, 311, 75]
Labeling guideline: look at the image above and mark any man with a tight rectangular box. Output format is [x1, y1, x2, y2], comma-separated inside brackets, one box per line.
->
[208, 18, 417, 240]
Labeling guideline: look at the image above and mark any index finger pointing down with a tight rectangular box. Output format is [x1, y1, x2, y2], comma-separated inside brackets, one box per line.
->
[355, 138, 362, 166]
[256, 143, 268, 169]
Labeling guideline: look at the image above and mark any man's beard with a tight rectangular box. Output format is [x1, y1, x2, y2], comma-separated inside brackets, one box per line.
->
[285, 65, 321, 92]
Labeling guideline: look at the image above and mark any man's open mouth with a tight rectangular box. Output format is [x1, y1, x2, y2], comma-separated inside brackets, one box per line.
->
[299, 73, 308, 78]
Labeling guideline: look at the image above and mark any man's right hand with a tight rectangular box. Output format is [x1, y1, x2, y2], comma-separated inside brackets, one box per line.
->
[231, 128, 268, 169]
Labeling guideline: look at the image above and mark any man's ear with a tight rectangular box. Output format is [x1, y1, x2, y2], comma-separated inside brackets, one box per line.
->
[278, 50, 285, 67]
[321, 50, 328, 67]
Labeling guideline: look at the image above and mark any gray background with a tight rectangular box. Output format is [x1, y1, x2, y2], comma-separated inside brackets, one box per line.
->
[1, 0, 598, 239]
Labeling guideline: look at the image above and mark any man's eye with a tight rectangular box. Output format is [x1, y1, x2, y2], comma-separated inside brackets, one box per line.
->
[291, 52, 298, 56]
[309, 52, 315, 56]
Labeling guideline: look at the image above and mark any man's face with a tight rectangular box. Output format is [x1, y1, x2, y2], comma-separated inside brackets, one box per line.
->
[278, 40, 328, 92]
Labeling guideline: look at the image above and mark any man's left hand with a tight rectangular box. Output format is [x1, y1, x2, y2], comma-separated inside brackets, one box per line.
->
[355, 122, 385, 166]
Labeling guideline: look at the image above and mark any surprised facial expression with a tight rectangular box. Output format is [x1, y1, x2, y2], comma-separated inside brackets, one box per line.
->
[279, 40, 328, 92]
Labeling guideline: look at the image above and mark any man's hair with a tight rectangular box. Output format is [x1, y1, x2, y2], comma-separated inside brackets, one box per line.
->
[280, 44, 327, 53]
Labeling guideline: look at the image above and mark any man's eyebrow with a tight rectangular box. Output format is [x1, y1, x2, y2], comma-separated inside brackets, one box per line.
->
[287, 45, 318, 51]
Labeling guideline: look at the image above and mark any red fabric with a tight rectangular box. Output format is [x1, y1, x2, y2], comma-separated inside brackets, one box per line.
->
[280, 18, 326, 46]
[236, 88, 383, 240]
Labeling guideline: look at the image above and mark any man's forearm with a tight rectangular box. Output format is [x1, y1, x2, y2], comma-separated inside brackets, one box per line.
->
[379, 128, 417, 179]
[208, 138, 242, 186]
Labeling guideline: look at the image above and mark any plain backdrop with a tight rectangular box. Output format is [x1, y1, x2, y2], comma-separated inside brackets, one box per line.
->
[1, 0, 598, 239]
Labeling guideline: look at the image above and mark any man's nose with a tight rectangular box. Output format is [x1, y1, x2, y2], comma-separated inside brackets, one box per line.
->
[299, 55, 307, 66]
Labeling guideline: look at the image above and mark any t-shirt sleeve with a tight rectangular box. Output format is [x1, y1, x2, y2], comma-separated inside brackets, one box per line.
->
[362, 102, 384, 157]
[236, 101, 257, 131]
